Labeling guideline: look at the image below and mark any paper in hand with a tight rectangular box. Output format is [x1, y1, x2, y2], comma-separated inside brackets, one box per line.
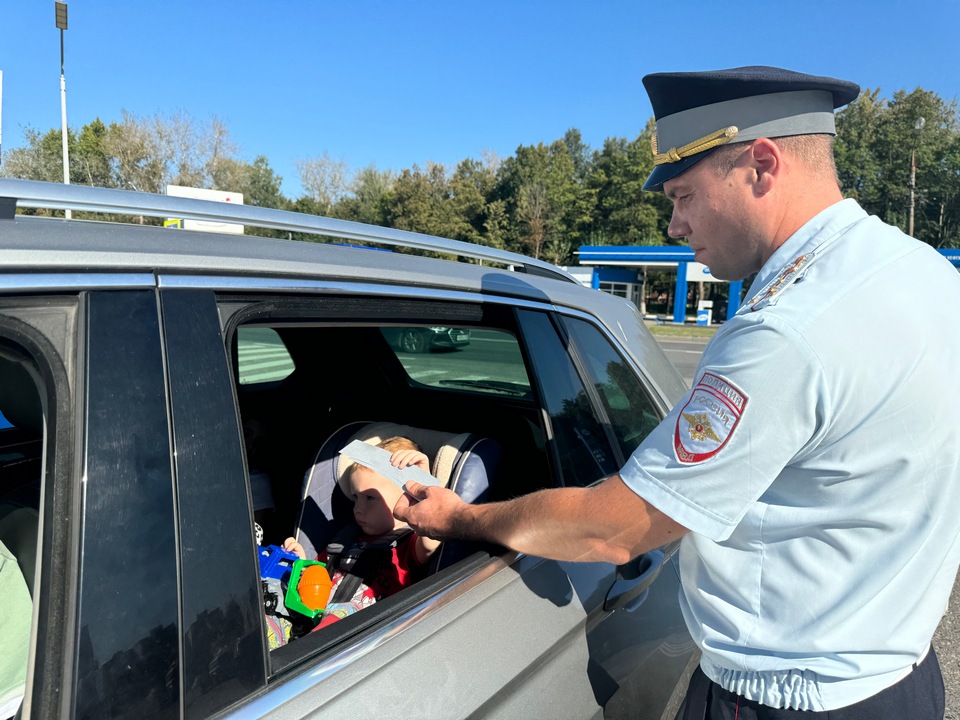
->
[339, 439, 440, 491]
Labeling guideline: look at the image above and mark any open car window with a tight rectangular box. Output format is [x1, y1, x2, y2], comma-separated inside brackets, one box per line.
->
[220, 298, 672, 684]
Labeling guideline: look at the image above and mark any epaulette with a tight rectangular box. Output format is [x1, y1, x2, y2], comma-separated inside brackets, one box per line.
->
[741, 252, 813, 313]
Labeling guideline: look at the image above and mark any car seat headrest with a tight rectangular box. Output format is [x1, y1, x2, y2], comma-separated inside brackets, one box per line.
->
[335, 421, 472, 499]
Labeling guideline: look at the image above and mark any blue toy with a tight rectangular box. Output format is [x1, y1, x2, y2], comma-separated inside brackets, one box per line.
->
[259, 544, 300, 580]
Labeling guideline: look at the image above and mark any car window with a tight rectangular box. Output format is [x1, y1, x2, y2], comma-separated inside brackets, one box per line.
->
[237, 327, 295, 385]
[219, 302, 557, 666]
[561, 316, 663, 460]
[383, 326, 532, 399]
[516, 310, 620, 487]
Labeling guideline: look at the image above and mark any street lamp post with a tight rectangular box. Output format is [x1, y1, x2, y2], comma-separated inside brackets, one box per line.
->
[909, 116, 925, 238]
[55, 1, 70, 219]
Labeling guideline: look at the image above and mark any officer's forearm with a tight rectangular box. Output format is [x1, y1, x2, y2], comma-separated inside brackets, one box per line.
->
[454, 476, 685, 565]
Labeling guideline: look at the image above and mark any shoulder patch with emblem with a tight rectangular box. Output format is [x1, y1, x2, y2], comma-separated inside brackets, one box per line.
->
[743, 252, 812, 312]
[674, 372, 748, 464]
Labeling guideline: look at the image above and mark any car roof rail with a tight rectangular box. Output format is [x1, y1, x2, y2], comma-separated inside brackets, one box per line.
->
[0, 179, 578, 284]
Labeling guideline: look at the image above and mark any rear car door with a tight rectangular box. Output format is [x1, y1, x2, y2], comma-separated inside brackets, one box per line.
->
[196, 285, 695, 719]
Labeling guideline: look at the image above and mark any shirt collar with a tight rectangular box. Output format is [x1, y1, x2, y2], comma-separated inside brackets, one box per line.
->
[746, 198, 866, 299]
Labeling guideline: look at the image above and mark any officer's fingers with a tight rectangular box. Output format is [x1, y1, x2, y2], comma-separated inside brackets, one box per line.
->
[393, 492, 410, 519]
[402, 480, 429, 499]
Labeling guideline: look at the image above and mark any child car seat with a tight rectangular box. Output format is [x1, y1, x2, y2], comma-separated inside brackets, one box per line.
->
[293, 421, 500, 572]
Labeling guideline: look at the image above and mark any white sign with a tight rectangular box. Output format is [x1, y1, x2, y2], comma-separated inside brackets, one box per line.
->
[166, 185, 244, 234]
[686, 261, 722, 283]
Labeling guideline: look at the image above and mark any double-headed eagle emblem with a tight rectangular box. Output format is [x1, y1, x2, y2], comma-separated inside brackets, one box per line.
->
[681, 412, 721, 443]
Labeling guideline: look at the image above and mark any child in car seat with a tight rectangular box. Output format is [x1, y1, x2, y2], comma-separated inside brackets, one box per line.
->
[283, 436, 441, 627]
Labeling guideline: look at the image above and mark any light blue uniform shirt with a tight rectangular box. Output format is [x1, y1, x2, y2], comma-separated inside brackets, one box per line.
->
[621, 199, 960, 711]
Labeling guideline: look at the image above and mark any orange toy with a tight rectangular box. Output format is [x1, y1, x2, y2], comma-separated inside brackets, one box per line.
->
[297, 563, 333, 612]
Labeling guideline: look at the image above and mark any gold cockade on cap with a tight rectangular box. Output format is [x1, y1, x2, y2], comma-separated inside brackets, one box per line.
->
[651, 126, 739, 166]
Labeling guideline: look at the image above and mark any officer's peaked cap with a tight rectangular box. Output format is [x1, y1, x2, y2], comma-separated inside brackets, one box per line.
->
[642, 66, 860, 191]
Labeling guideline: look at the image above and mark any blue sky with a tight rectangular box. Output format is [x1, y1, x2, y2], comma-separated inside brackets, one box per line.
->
[1, 0, 957, 198]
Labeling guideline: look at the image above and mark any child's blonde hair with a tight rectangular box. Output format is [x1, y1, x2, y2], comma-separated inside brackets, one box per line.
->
[345, 436, 422, 484]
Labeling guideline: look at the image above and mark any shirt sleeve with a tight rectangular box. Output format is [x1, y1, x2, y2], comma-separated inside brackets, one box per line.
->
[0, 541, 29, 711]
[621, 316, 828, 541]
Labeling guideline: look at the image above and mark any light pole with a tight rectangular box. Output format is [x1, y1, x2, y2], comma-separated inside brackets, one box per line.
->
[909, 116, 925, 237]
[55, 1, 71, 218]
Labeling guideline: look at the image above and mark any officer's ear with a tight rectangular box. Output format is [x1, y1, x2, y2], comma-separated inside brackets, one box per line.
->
[748, 138, 782, 195]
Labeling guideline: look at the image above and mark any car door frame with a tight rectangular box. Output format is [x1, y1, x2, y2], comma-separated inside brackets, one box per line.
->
[201, 277, 691, 718]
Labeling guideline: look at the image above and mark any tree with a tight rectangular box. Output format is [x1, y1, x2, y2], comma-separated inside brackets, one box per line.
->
[297, 153, 349, 215]
[562, 128, 592, 183]
[244, 156, 285, 210]
[73, 119, 113, 187]
[449, 158, 496, 245]
[517, 181, 548, 258]
[336, 165, 394, 226]
[495, 139, 591, 262]
[386, 162, 461, 245]
[835, 89, 884, 204]
[104, 111, 165, 193]
[835, 87, 960, 247]
[0, 126, 70, 183]
[585, 123, 666, 247]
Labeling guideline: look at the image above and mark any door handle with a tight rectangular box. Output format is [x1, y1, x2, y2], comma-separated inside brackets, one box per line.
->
[603, 549, 665, 612]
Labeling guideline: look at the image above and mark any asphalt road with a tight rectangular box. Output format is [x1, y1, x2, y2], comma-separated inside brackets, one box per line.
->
[656, 334, 960, 718]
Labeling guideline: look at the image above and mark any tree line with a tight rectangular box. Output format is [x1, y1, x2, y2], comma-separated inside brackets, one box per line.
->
[2, 86, 958, 264]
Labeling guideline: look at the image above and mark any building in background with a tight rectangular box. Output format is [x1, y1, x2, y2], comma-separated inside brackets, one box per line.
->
[572, 245, 960, 325]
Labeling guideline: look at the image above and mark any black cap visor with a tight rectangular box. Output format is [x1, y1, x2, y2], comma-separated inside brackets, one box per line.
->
[643, 149, 717, 192]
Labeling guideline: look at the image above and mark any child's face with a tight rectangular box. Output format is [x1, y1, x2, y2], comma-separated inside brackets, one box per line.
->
[350, 466, 405, 536]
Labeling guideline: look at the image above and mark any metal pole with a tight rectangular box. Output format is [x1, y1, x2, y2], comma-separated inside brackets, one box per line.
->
[909, 117, 925, 239]
[56, 2, 71, 218]
[909, 148, 916, 237]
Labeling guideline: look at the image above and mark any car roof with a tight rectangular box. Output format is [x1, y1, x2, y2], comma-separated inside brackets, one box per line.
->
[0, 179, 600, 297]
[0, 180, 688, 419]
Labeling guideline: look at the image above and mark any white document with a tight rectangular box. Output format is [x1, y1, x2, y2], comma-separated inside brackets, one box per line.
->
[340, 439, 440, 491]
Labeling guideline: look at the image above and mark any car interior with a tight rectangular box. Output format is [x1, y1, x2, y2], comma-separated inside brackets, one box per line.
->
[231, 317, 554, 545]
[0, 352, 43, 601]
[224, 297, 566, 654]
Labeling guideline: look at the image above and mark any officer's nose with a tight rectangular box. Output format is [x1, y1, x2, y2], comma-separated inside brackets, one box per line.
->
[667, 209, 689, 239]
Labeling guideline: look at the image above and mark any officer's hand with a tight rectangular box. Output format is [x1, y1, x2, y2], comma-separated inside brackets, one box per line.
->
[394, 481, 465, 542]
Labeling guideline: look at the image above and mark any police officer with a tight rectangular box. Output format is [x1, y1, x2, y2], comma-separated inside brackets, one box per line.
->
[395, 66, 960, 719]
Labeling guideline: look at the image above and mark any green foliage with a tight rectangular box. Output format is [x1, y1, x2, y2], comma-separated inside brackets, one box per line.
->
[585, 126, 666, 247]
[334, 166, 394, 227]
[6, 83, 960, 253]
[836, 88, 960, 247]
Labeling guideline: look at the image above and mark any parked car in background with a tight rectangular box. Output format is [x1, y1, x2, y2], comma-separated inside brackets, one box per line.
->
[0, 179, 696, 719]
[380, 325, 471, 353]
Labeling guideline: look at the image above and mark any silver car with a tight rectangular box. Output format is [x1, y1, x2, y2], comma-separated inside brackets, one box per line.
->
[0, 179, 695, 719]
